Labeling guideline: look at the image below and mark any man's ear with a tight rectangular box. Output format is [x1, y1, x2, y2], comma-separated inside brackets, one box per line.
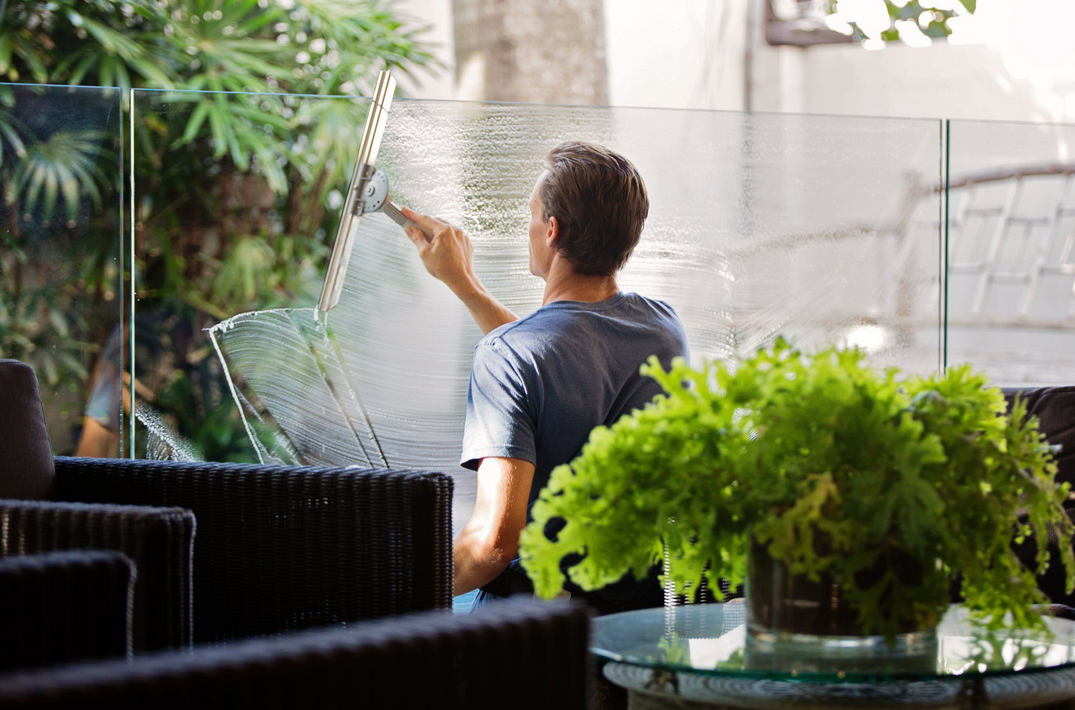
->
[546, 215, 559, 248]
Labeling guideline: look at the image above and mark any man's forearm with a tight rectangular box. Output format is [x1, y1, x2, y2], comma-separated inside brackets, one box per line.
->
[452, 527, 513, 596]
[451, 276, 518, 335]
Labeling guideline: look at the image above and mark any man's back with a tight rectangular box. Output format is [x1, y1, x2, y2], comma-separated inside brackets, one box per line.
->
[462, 291, 688, 501]
[403, 141, 675, 607]
[461, 291, 688, 611]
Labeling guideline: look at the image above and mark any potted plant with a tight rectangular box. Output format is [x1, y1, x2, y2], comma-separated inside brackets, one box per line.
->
[520, 340, 1074, 643]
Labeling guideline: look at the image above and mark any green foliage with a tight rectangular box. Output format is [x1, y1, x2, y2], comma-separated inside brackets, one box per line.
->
[520, 339, 1074, 637]
[828, 0, 974, 44]
[1, 0, 438, 455]
[1, 0, 439, 94]
[0, 86, 111, 391]
[0, 230, 93, 387]
[6, 129, 106, 224]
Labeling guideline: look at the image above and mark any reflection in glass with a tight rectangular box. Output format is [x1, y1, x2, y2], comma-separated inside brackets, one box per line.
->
[0, 84, 123, 457]
[130, 88, 360, 463]
[946, 120, 1075, 385]
[594, 604, 1075, 682]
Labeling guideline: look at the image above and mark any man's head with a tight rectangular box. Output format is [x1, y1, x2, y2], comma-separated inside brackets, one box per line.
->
[528, 141, 649, 279]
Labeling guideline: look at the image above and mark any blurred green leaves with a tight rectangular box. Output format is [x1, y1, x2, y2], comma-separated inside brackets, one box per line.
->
[2, 0, 440, 196]
[0, 0, 438, 455]
[7, 130, 105, 224]
[827, 0, 975, 44]
[1, 0, 440, 91]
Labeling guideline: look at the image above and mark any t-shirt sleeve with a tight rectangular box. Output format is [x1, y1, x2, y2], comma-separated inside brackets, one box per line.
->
[460, 339, 538, 471]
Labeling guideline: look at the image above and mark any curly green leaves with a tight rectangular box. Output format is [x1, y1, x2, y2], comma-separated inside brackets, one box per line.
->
[520, 353, 747, 600]
[519, 339, 1072, 637]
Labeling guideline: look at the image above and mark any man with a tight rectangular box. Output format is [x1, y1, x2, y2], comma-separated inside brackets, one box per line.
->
[401, 141, 688, 611]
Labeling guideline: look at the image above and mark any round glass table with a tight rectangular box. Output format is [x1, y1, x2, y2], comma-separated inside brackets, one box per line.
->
[591, 602, 1075, 709]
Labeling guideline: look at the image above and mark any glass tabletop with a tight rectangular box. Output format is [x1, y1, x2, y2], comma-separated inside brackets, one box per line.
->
[591, 602, 1075, 683]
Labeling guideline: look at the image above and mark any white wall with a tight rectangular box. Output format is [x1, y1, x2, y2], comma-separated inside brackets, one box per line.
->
[398, 0, 1075, 125]
[392, 0, 457, 101]
[602, 0, 750, 111]
[785, 0, 1075, 123]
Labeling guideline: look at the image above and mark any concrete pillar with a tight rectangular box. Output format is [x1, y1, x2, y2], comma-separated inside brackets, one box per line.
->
[452, 0, 609, 105]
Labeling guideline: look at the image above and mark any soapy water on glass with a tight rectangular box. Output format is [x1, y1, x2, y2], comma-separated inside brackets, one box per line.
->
[200, 101, 942, 539]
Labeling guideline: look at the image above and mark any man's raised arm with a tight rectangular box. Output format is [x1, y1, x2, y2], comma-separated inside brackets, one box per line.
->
[401, 207, 518, 335]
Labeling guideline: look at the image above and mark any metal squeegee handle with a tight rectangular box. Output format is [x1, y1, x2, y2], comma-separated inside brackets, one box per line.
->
[317, 71, 396, 312]
[381, 201, 432, 240]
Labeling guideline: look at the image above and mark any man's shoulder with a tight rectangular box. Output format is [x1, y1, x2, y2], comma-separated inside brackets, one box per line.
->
[476, 292, 684, 358]
[476, 310, 547, 352]
[471, 315, 547, 375]
[474, 299, 587, 350]
[610, 292, 687, 341]
[620, 292, 682, 320]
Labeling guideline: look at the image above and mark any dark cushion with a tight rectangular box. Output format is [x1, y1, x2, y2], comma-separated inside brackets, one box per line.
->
[0, 550, 133, 671]
[0, 360, 55, 500]
[1002, 386, 1075, 494]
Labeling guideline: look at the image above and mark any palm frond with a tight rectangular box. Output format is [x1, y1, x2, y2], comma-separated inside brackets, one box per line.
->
[6, 129, 107, 223]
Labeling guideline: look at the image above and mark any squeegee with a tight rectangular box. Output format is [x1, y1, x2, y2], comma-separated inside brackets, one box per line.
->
[317, 69, 431, 312]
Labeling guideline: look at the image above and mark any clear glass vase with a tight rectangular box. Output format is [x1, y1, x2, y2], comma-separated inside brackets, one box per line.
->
[744, 539, 939, 664]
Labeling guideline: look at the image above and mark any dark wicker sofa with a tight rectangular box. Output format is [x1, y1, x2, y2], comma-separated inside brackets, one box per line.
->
[0, 359, 453, 655]
[53, 458, 453, 645]
[0, 550, 134, 672]
[0, 599, 591, 710]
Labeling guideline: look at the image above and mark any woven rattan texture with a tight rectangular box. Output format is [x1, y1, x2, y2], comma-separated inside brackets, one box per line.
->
[0, 550, 133, 671]
[54, 457, 453, 643]
[0, 599, 589, 710]
[0, 499, 193, 651]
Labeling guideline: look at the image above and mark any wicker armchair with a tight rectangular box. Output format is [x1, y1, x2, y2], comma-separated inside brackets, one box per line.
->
[52, 457, 453, 645]
[0, 550, 134, 672]
[0, 599, 589, 710]
[0, 498, 194, 651]
[1, 359, 454, 652]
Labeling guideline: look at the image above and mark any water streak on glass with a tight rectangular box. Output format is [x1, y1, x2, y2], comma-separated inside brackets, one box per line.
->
[136, 402, 200, 462]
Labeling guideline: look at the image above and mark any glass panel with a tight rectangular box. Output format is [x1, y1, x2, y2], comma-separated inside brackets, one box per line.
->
[0, 84, 124, 457]
[132, 90, 942, 535]
[946, 119, 1075, 385]
[130, 88, 367, 464]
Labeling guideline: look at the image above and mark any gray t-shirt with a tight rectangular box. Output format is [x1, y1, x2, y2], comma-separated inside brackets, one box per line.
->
[461, 291, 690, 508]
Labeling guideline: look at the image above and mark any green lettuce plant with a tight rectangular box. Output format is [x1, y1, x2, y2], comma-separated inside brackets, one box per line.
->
[520, 339, 1074, 636]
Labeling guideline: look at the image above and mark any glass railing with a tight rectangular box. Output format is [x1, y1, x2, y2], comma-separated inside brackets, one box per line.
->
[0, 84, 124, 458]
[3, 83, 1070, 616]
[6, 82, 1072, 501]
[128, 88, 357, 464]
[127, 89, 945, 536]
[945, 119, 1075, 386]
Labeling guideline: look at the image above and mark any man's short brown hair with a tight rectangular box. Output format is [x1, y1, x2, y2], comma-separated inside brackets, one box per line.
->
[540, 141, 649, 277]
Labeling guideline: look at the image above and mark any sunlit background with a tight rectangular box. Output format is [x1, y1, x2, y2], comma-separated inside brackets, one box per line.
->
[396, 0, 1075, 123]
[3, 0, 1074, 466]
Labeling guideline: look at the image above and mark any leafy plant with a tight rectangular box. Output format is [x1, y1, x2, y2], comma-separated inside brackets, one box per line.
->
[520, 339, 1074, 637]
[826, 0, 975, 44]
[1, 0, 439, 456]
[6, 129, 106, 224]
